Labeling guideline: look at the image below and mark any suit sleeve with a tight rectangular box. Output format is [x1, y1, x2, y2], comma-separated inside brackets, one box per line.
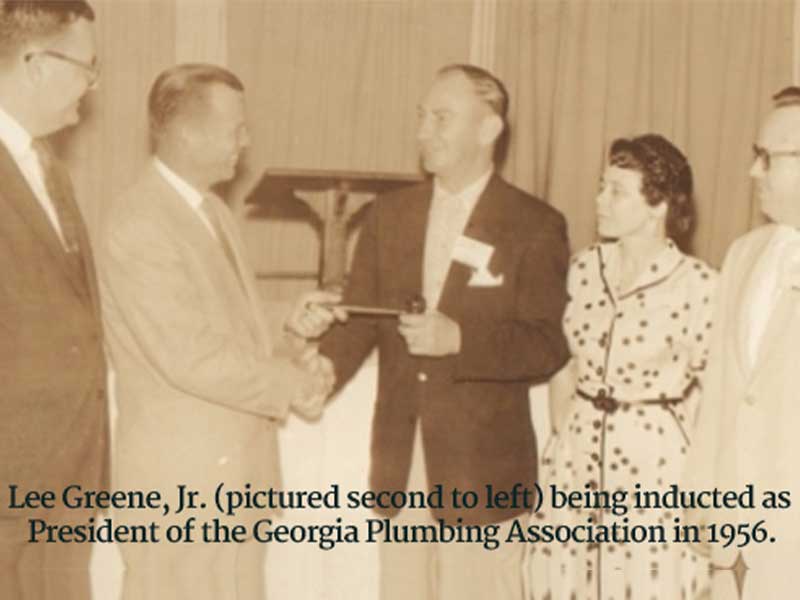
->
[682, 242, 741, 491]
[101, 214, 301, 421]
[454, 212, 570, 382]
[319, 204, 379, 392]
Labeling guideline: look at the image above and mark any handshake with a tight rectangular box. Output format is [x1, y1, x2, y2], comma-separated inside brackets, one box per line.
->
[284, 288, 463, 419]
[284, 290, 347, 420]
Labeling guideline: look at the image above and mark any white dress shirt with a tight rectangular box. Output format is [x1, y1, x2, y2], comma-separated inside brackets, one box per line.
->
[0, 104, 67, 247]
[423, 170, 492, 309]
[153, 157, 218, 239]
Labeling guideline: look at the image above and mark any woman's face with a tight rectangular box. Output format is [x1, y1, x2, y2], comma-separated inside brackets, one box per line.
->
[595, 165, 665, 241]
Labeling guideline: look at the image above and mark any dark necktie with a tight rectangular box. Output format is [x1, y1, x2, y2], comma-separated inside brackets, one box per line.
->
[199, 195, 247, 292]
[30, 138, 81, 254]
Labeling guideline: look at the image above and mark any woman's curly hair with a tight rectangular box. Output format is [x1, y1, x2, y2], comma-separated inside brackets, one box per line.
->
[608, 134, 696, 251]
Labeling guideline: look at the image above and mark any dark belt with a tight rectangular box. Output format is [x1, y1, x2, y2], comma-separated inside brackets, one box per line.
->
[576, 378, 699, 415]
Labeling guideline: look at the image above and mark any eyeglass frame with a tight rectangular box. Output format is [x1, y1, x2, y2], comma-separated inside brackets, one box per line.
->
[752, 144, 800, 171]
[24, 49, 100, 89]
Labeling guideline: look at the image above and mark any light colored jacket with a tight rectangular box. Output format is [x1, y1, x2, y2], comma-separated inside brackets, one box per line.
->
[99, 162, 304, 528]
[686, 224, 800, 595]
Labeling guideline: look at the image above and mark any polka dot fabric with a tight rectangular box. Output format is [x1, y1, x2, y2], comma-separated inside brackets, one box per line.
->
[529, 240, 717, 600]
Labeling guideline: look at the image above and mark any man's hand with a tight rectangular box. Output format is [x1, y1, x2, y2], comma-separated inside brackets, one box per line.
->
[289, 348, 336, 420]
[285, 290, 347, 340]
[398, 311, 461, 357]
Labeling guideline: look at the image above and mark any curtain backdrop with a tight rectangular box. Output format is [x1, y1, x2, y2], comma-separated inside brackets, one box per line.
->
[60, 1, 794, 285]
[494, 0, 793, 267]
[227, 0, 473, 301]
[59, 0, 177, 237]
[39, 3, 795, 599]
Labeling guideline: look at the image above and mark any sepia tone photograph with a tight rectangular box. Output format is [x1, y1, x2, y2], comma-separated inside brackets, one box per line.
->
[0, 0, 798, 599]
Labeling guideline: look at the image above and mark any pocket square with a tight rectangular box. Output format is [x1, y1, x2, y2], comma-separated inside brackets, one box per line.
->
[468, 267, 504, 288]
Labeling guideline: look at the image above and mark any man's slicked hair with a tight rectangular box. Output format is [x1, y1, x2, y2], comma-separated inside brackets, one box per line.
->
[437, 63, 509, 122]
[437, 63, 511, 166]
[0, 1, 95, 58]
[148, 63, 245, 140]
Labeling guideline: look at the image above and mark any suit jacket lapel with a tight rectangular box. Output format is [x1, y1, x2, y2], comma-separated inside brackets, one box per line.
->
[749, 287, 800, 386]
[395, 182, 432, 307]
[53, 160, 99, 307]
[438, 174, 504, 317]
[736, 228, 781, 381]
[149, 167, 264, 349]
[0, 141, 90, 301]
[211, 198, 269, 350]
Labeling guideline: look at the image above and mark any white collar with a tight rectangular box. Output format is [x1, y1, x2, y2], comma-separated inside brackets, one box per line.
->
[153, 157, 205, 210]
[0, 103, 34, 158]
[771, 223, 800, 245]
[433, 169, 493, 203]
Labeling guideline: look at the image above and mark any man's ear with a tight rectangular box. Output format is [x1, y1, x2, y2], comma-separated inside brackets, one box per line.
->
[478, 113, 503, 148]
[175, 119, 200, 149]
[21, 48, 46, 89]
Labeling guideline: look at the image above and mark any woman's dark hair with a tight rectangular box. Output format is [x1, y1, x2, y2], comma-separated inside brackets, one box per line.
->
[608, 134, 696, 251]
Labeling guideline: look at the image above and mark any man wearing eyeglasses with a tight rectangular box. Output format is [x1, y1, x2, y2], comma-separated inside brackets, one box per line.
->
[0, 2, 104, 597]
[684, 86, 800, 598]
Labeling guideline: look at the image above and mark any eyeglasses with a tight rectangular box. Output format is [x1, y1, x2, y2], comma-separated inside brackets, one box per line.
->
[752, 144, 800, 171]
[25, 49, 100, 89]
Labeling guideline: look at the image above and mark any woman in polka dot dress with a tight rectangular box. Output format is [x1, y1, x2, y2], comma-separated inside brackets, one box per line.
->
[529, 134, 716, 600]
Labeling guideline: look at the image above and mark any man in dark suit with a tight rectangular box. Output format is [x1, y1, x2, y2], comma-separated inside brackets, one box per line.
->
[292, 64, 570, 600]
[0, 1, 105, 597]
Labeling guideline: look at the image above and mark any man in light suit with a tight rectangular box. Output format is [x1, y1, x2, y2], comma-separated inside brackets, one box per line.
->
[0, 2, 104, 597]
[293, 64, 570, 600]
[685, 87, 800, 598]
[99, 64, 333, 599]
